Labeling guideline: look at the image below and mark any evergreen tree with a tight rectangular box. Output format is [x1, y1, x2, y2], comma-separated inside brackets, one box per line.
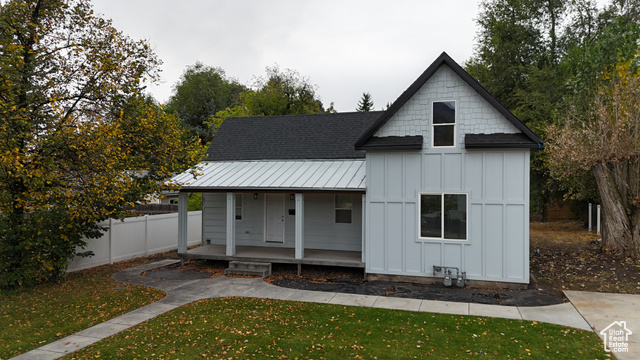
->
[356, 92, 374, 112]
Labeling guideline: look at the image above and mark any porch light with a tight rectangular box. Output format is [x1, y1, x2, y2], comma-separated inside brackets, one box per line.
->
[290, 194, 295, 201]
[253, 193, 258, 200]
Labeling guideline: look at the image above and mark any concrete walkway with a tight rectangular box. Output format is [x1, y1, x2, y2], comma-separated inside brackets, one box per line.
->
[565, 291, 639, 360]
[12, 260, 602, 359]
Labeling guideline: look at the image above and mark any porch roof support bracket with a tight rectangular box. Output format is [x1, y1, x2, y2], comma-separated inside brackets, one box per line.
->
[178, 191, 188, 254]
[226, 192, 236, 256]
[295, 193, 304, 259]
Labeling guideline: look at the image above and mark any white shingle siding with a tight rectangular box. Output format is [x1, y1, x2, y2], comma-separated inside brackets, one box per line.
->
[374, 65, 519, 147]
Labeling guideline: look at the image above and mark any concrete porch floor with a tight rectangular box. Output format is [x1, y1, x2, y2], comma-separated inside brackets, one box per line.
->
[180, 244, 364, 268]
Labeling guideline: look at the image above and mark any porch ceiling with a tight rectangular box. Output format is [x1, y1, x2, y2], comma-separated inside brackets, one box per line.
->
[172, 160, 366, 192]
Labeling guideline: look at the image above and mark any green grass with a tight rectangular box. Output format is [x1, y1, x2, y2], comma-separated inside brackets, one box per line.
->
[0, 262, 164, 359]
[63, 297, 607, 360]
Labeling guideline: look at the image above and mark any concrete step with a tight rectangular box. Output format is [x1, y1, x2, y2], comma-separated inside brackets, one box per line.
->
[225, 261, 272, 278]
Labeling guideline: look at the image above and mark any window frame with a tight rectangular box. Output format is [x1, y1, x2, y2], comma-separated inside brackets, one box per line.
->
[235, 193, 243, 221]
[431, 100, 457, 148]
[334, 194, 353, 224]
[418, 192, 468, 242]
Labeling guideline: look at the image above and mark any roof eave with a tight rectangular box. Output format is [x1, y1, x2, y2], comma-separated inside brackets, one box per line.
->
[355, 144, 423, 151]
[179, 187, 366, 193]
[465, 143, 542, 149]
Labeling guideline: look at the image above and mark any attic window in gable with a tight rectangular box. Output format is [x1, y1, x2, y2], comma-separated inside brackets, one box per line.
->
[432, 101, 456, 147]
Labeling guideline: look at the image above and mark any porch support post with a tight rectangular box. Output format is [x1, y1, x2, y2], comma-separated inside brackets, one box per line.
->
[295, 193, 304, 259]
[178, 191, 188, 254]
[361, 193, 366, 263]
[226, 192, 236, 256]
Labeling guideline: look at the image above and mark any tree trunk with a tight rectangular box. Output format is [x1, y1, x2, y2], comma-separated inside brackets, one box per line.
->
[592, 163, 640, 258]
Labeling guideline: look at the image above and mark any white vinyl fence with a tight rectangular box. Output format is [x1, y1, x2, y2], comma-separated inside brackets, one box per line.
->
[67, 211, 202, 272]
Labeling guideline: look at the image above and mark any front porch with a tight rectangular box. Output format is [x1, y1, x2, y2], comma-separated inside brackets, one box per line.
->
[177, 190, 367, 271]
[180, 245, 364, 268]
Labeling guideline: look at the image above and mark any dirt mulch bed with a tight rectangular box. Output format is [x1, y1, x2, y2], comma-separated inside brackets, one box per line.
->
[140, 259, 563, 306]
[132, 220, 640, 307]
[530, 221, 640, 294]
[265, 264, 563, 306]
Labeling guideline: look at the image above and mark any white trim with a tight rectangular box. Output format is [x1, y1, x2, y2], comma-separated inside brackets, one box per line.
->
[294, 193, 304, 259]
[334, 194, 353, 224]
[177, 192, 189, 253]
[225, 192, 236, 256]
[417, 192, 468, 242]
[431, 100, 457, 148]
[235, 193, 243, 221]
[361, 194, 366, 263]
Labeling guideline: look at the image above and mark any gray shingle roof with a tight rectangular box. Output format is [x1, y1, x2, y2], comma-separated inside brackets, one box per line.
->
[204, 111, 383, 161]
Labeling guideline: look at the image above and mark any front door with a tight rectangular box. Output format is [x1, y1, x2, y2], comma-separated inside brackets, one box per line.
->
[265, 194, 285, 242]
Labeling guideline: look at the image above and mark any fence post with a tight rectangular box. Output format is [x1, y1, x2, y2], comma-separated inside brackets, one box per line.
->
[108, 218, 114, 264]
[597, 205, 601, 235]
[588, 203, 593, 232]
[145, 215, 149, 256]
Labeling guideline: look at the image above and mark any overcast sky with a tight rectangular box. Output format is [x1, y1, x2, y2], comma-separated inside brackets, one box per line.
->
[89, 1, 504, 111]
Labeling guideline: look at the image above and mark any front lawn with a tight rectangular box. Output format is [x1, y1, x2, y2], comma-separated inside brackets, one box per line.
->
[64, 297, 607, 360]
[0, 257, 166, 359]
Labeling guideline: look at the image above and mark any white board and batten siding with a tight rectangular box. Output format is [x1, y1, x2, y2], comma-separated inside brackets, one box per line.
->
[365, 150, 530, 283]
[365, 64, 530, 284]
[202, 193, 362, 252]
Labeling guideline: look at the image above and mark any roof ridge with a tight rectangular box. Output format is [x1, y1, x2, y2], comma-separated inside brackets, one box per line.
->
[225, 110, 385, 121]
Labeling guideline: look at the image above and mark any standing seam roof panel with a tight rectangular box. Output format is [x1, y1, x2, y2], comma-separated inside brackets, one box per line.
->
[262, 161, 298, 187]
[333, 161, 363, 189]
[301, 162, 334, 188]
[237, 162, 279, 187]
[313, 161, 346, 189]
[172, 160, 366, 191]
[218, 161, 265, 187]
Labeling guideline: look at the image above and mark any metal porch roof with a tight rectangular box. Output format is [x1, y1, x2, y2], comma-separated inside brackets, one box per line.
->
[171, 160, 366, 192]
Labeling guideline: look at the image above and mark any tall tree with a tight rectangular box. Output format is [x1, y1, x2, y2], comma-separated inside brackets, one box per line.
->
[466, 0, 549, 112]
[356, 92, 374, 112]
[207, 66, 325, 141]
[242, 65, 323, 116]
[165, 63, 245, 144]
[548, 61, 640, 257]
[0, 0, 203, 288]
[466, 0, 573, 216]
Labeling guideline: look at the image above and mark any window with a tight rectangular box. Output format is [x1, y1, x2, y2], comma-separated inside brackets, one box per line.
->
[432, 101, 456, 147]
[235, 194, 243, 221]
[419, 193, 467, 240]
[335, 194, 352, 223]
